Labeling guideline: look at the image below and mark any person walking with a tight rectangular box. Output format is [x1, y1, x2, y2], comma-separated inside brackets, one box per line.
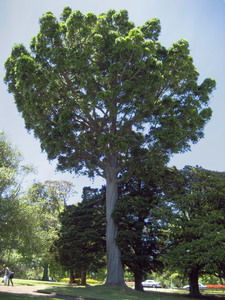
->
[8, 271, 14, 286]
[3, 267, 10, 285]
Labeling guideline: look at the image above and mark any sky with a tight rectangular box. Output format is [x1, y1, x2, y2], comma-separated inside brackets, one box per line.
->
[0, 0, 224, 204]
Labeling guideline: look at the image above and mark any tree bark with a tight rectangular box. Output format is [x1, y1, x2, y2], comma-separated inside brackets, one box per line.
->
[42, 263, 48, 281]
[81, 268, 87, 285]
[69, 269, 74, 283]
[188, 267, 200, 297]
[105, 164, 125, 286]
[134, 270, 143, 291]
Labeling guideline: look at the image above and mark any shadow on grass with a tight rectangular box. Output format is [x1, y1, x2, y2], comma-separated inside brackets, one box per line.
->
[39, 285, 225, 300]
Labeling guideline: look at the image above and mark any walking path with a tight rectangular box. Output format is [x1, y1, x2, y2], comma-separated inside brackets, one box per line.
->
[0, 284, 61, 298]
[0, 284, 99, 299]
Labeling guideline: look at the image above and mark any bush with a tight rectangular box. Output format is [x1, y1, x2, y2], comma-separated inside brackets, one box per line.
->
[86, 279, 99, 285]
[60, 277, 70, 283]
[60, 278, 99, 285]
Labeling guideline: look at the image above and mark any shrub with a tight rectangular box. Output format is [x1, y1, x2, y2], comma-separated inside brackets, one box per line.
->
[86, 279, 99, 285]
[60, 278, 99, 285]
[60, 277, 70, 283]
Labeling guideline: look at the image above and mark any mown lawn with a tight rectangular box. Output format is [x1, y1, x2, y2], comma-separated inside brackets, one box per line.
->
[12, 278, 67, 286]
[39, 285, 219, 300]
[1, 279, 225, 300]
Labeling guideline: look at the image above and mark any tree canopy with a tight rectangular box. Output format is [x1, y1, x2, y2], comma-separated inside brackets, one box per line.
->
[0, 130, 35, 268]
[161, 166, 225, 296]
[113, 176, 164, 291]
[24, 180, 72, 280]
[56, 186, 106, 284]
[4, 8, 216, 285]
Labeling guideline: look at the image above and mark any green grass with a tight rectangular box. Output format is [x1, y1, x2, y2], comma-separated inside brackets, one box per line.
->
[1, 280, 225, 300]
[39, 285, 209, 300]
[13, 278, 67, 286]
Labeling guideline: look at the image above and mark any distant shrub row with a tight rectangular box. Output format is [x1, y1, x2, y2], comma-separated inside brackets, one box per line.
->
[60, 278, 99, 285]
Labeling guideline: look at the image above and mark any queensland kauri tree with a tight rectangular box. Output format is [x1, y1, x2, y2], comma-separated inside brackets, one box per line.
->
[4, 7, 215, 285]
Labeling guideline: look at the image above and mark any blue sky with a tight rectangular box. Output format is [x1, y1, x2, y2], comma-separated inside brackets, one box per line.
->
[0, 0, 224, 204]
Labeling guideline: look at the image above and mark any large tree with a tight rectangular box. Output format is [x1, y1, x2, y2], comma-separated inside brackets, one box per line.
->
[4, 8, 215, 285]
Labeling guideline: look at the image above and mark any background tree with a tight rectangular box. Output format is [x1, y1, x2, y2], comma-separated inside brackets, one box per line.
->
[113, 175, 164, 291]
[161, 166, 225, 297]
[0, 130, 35, 272]
[56, 186, 106, 284]
[25, 180, 72, 280]
[4, 7, 215, 285]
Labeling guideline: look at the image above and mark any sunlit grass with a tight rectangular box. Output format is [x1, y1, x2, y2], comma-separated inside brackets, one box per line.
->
[13, 278, 67, 286]
[41, 285, 205, 300]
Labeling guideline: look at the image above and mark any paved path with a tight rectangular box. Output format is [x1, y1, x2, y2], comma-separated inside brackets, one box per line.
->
[0, 284, 99, 299]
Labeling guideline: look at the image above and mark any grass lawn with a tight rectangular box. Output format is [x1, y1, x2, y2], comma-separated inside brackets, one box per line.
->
[12, 278, 67, 286]
[39, 285, 219, 300]
[1, 279, 225, 300]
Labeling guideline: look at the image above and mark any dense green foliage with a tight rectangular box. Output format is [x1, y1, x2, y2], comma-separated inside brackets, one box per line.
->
[4, 8, 215, 176]
[24, 180, 72, 280]
[0, 130, 35, 272]
[113, 177, 164, 291]
[56, 187, 106, 284]
[161, 166, 225, 296]
[0, 131, 73, 279]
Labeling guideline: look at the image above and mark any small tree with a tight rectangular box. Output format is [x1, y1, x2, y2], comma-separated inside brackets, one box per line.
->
[4, 8, 215, 285]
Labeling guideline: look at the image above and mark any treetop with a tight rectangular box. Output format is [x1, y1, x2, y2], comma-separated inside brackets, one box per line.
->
[4, 7, 216, 179]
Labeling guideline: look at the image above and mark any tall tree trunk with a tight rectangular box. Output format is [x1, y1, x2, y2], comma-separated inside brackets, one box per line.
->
[69, 269, 74, 283]
[134, 270, 143, 291]
[188, 267, 200, 297]
[105, 164, 125, 286]
[81, 268, 87, 285]
[42, 263, 48, 281]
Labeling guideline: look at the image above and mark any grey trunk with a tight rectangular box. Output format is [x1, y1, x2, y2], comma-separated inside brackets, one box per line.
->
[42, 263, 48, 281]
[105, 166, 125, 286]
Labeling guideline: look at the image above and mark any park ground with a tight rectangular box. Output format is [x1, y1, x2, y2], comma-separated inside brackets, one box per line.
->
[1, 279, 225, 300]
